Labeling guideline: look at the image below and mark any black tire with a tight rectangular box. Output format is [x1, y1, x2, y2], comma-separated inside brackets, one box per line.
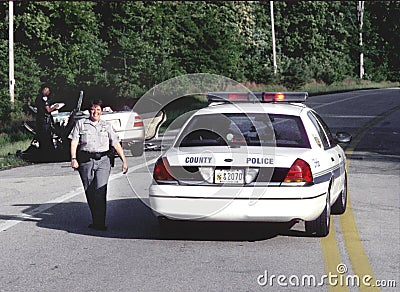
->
[306, 190, 331, 237]
[130, 143, 144, 157]
[332, 172, 348, 215]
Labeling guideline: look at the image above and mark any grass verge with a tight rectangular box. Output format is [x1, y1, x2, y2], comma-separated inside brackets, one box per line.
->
[0, 139, 31, 170]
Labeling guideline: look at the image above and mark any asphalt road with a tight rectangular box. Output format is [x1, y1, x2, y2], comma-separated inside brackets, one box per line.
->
[0, 88, 399, 292]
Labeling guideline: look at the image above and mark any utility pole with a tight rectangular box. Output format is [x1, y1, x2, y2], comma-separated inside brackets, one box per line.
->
[357, 1, 365, 79]
[270, 1, 277, 75]
[9, 1, 15, 105]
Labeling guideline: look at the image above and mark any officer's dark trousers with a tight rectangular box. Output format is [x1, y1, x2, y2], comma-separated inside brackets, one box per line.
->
[78, 156, 111, 227]
[37, 123, 55, 157]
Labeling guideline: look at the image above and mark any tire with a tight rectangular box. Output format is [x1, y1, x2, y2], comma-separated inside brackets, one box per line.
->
[332, 172, 348, 215]
[306, 190, 331, 237]
[130, 142, 144, 157]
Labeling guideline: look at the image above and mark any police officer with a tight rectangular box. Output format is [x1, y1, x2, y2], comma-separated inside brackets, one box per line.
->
[35, 85, 59, 157]
[69, 99, 128, 231]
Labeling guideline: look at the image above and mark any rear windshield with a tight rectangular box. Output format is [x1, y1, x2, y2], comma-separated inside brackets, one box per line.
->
[177, 113, 310, 148]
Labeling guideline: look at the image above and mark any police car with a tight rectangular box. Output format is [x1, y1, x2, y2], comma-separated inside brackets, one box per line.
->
[149, 92, 352, 237]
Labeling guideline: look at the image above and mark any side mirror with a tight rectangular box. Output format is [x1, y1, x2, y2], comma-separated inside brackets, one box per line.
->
[335, 131, 352, 143]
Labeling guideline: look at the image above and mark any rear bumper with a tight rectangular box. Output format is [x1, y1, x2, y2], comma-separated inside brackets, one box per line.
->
[149, 183, 328, 222]
[117, 128, 145, 143]
[121, 139, 144, 147]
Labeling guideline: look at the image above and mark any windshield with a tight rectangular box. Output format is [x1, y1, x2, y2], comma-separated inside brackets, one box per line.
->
[177, 113, 310, 148]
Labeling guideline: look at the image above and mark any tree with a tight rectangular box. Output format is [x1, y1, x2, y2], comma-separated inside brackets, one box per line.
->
[272, 1, 356, 84]
[173, 2, 246, 80]
[0, 3, 41, 121]
[364, 1, 400, 81]
[1, 0, 399, 123]
[105, 2, 183, 99]
[16, 2, 109, 97]
[241, 2, 277, 84]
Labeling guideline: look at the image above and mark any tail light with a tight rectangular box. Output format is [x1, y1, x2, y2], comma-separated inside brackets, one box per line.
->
[134, 115, 144, 127]
[283, 158, 313, 183]
[153, 157, 176, 181]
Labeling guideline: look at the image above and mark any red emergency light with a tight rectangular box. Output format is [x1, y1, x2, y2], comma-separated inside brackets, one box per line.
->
[228, 93, 249, 100]
[207, 92, 308, 103]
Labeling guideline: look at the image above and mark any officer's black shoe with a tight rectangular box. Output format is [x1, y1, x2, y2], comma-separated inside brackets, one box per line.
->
[88, 224, 108, 231]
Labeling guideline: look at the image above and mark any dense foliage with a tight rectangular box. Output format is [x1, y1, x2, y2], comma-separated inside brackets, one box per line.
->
[0, 1, 399, 120]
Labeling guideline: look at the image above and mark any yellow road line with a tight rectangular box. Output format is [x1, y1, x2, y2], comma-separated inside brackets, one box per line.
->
[321, 223, 350, 292]
[321, 104, 400, 291]
[339, 192, 380, 291]
[338, 156, 379, 291]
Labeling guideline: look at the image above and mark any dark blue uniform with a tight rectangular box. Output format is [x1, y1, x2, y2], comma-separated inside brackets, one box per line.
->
[35, 94, 55, 154]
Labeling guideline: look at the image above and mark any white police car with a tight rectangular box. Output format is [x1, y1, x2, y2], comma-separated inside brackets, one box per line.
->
[149, 92, 351, 237]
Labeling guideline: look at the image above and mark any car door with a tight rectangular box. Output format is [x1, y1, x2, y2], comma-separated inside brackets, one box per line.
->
[307, 111, 343, 199]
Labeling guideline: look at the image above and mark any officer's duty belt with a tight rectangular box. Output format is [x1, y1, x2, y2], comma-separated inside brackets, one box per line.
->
[79, 150, 109, 160]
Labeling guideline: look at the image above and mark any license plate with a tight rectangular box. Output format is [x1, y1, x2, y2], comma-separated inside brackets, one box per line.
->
[214, 169, 244, 184]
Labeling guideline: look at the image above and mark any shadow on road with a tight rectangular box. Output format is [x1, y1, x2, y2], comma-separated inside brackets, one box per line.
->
[7, 198, 308, 242]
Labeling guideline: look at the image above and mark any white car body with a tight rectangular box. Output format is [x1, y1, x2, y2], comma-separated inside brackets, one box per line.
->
[149, 92, 350, 236]
[52, 109, 145, 156]
[102, 111, 145, 156]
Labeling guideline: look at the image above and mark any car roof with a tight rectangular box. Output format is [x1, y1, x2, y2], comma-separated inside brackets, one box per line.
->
[194, 102, 309, 116]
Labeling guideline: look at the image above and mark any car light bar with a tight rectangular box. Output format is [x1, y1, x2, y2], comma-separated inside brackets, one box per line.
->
[206, 92, 308, 103]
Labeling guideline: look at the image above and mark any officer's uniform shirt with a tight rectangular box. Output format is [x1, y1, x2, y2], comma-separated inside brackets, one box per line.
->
[35, 95, 52, 126]
[69, 118, 119, 152]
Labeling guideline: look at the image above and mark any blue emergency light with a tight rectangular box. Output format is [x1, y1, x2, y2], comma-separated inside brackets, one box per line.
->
[206, 92, 308, 103]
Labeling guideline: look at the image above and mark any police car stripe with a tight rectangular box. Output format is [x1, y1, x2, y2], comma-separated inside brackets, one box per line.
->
[313, 164, 343, 184]
[313, 172, 332, 184]
[314, 164, 340, 177]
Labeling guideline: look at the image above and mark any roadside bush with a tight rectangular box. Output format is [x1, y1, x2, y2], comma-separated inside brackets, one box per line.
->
[281, 57, 311, 90]
[0, 114, 33, 147]
[307, 53, 354, 85]
[0, 90, 12, 122]
[0, 96, 26, 125]
[0, 132, 10, 145]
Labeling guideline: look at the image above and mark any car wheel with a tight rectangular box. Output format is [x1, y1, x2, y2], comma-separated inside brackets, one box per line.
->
[332, 172, 348, 215]
[306, 189, 331, 237]
[130, 143, 144, 157]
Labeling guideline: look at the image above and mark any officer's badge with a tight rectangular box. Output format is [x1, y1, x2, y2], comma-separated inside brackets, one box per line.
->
[313, 135, 322, 148]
